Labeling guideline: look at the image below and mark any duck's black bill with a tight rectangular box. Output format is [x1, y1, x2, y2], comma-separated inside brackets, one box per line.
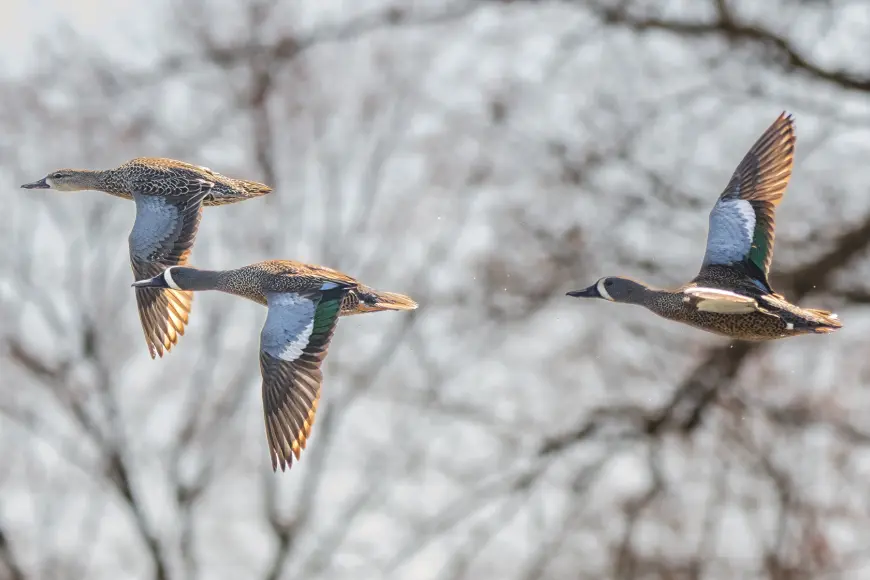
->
[566, 284, 600, 298]
[132, 274, 168, 289]
[21, 178, 49, 189]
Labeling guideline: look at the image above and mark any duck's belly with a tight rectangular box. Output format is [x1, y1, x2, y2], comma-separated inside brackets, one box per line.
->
[676, 311, 790, 341]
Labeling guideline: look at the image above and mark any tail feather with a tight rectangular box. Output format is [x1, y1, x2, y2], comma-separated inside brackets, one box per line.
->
[368, 290, 418, 311]
[234, 178, 272, 198]
[206, 177, 272, 206]
[803, 308, 843, 333]
[350, 287, 418, 314]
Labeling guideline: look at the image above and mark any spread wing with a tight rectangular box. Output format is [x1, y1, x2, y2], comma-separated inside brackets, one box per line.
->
[128, 179, 213, 358]
[701, 112, 796, 290]
[259, 285, 348, 471]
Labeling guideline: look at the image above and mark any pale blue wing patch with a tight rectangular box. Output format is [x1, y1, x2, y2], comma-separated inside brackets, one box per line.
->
[701, 198, 756, 267]
[683, 287, 759, 314]
[129, 195, 180, 262]
[261, 293, 317, 362]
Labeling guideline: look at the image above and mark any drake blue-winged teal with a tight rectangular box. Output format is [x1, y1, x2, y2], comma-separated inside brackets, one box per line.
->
[567, 112, 842, 341]
[132, 259, 417, 471]
[21, 158, 271, 358]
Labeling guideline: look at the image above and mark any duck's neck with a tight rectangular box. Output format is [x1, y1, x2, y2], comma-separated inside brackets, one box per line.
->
[173, 268, 224, 292]
[71, 169, 129, 198]
[70, 170, 104, 189]
[636, 286, 674, 319]
[623, 284, 663, 307]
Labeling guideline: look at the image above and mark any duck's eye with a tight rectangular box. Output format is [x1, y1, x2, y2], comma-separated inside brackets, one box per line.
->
[51, 173, 65, 179]
[605, 280, 613, 288]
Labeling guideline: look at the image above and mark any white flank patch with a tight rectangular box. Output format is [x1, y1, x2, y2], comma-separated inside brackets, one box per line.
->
[684, 287, 758, 314]
[684, 287, 750, 300]
[786, 322, 794, 330]
[163, 268, 182, 290]
[596, 278, 614, 301]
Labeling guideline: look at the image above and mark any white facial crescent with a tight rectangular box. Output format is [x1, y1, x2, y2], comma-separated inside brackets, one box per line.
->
[596, 278, 614, 301]
[163, 268, 182, 290]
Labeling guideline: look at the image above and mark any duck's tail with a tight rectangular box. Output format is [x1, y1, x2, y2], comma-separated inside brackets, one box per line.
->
[232, 177, 272, 199]
[803, 309, 843, 334]
[206, 177, 272, 205]
[347, 286, 418, 315]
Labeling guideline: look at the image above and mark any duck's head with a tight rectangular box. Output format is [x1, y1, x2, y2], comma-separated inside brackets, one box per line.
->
[132, 267, 184, 290]
[21, 169, 96, 192]
[132, 266, 220, 292]
[567, 276, 648, 304]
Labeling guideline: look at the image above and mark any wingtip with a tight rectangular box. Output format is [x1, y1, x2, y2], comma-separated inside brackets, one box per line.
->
[777, 110, 796, 131]
[270, 449, 290, 472]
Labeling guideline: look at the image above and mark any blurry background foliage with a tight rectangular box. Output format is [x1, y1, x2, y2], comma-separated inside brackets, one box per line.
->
[1, 0, 870, 579]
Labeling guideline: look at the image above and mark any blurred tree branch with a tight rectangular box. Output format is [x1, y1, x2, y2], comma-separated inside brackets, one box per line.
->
[162, 1, 483, 74]
[585, 0, 870, 92]
[0, 526, 24, 580]
[4, 0, 870, 579]
[491, 0, 869, 92]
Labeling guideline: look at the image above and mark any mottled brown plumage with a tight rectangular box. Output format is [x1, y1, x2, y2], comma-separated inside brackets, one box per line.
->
[646, 266, 840, 341]
[22, 157, 272, 205]
[212, 260, 419, 315]
[21, 158, 272, 358]
[132, 259, 417, 471]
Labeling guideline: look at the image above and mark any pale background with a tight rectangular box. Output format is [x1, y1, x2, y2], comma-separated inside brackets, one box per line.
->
[1, 0, 870, 579]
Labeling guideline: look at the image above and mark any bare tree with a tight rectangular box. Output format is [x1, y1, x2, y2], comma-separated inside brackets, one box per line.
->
[2, 0, 870, 579]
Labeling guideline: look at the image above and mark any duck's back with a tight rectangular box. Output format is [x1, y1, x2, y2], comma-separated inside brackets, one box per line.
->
[122, 157, 272, 206]
[688, 264, 771, 295]
[217, 260, 359, 306]
[678, 264, 840, 339]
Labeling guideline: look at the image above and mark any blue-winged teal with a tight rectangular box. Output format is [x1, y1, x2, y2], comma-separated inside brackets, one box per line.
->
[21, 158, 272, 358]
[567, 112, 842, 341]
[132, 259, 418, 471]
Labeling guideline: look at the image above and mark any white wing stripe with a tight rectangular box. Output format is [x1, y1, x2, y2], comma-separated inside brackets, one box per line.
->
[276, 320, 314, 362]
[261, 293, 317, 363]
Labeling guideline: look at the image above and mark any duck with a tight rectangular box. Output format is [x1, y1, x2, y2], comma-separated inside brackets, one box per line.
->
[132, 259, 418, 471]
[21, 157, 272, 358]
[567, 112, 842, 341]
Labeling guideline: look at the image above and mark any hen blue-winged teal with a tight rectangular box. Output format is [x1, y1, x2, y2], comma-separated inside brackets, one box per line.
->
[132, 259, 418, 471]
[567, 112, 842, 341]
[21, 158, 272, 358]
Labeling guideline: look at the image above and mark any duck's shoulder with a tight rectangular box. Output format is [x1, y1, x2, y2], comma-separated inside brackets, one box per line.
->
[124, 158, 219, 180]
[252, 261, 358, 292]
[690, 264, 772, 297]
